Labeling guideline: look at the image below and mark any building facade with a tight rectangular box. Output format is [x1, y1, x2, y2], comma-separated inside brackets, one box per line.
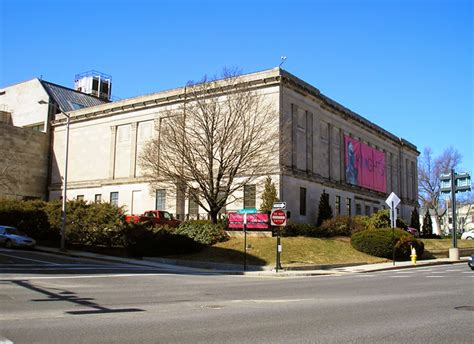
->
[47, 68, 419, 223]
[0, 78, 108, 199]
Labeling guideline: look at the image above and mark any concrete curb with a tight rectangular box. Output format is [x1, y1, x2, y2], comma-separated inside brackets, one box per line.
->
[33, 245, 470, 277]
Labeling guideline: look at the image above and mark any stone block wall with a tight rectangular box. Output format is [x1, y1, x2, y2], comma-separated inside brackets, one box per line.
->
[0, 123, 49, 199]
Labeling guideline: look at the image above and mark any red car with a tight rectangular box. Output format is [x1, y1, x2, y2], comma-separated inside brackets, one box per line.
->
[125, 210, 181, 227]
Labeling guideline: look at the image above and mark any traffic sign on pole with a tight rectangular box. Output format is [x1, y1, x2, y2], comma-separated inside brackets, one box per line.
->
[270, 209, 287, 226]
[272, 202, 287, 210]
[385, 192, 400, 209]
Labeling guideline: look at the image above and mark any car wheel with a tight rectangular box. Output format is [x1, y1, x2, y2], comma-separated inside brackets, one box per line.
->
[467, 237, 473, 240]
[5, 239, 12, 249]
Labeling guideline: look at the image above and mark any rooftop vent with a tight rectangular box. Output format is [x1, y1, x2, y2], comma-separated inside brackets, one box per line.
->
[74, 70, 112, 101]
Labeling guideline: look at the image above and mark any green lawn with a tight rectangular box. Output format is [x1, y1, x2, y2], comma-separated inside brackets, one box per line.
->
[421, 238, 474, 251]
[170, 236, 387, 267]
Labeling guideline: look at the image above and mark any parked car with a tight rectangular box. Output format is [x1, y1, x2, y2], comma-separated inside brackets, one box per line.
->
[460, 229, 474, 240]
[125, 210, 181, 228]
[468, 254, 474, 270]
[405, 227, 419, 237]
[0, 225, 36, 249]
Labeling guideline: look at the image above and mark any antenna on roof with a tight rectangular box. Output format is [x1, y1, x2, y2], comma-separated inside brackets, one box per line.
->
[279, 56, 287, 68]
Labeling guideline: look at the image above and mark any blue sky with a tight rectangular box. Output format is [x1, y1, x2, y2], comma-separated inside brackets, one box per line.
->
[1, 0, 472, 172]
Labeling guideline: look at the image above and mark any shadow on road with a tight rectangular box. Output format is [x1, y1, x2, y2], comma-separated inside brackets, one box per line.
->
[8, 279, 145, 315]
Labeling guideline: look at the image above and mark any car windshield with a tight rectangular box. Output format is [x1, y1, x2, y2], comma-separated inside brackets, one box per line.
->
[5, 228, 27, 236]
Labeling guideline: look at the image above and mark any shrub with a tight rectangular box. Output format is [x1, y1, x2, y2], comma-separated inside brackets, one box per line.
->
[44, 200, 127, 247]
[394, 235, 424, 259]
[319, 215, 369, 237]
[176, 220, 228, 245]
[280, 223, 320, 237]
[367, 209, 391, 230]
[0, 199, 52, 240]
[396, 218, 408, 230]
[351, 228, 424, 260]
[124, 223, 203, 257]
[410, 208, 420, 230]
[316, 191, 333, 226]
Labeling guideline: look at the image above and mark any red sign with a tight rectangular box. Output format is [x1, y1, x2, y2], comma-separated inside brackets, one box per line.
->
[271, 209, 287, 226]
[227, 213, 269, 229]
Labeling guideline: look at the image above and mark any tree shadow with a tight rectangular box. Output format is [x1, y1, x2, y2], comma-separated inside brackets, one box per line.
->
[163, 245, 268, 270]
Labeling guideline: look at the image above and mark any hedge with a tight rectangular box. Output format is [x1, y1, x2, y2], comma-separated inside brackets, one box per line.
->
[124, 222, 203, 257]
[175, 220, 228, 245]
[351, 228, 424, 260]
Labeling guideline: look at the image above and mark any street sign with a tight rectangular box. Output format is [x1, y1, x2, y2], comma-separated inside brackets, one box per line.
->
[271, 209, 287, 226]
[272, 202, 287, 210]
[237, 208, 258, 214]
[385, 192, 400, 209]
[440, 172, 471, 194]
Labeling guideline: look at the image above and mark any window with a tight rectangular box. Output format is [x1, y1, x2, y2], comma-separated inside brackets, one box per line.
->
[188, 195, 199, 215]
[70, 102, 85, 110]
[92, 78, 99, 92]
[335, 196, 341, 215]
[300, 187, 307, 216]
[365, 205, 371, 216]
[155, 189, 166, 210]
[110, 192, 119, 206]
[76, 195, 84, 201]
[356, 204, 362, 215]
[346, 198, 352, 215]
[94, 194, 102, 203]
[243, 184, 256, 209]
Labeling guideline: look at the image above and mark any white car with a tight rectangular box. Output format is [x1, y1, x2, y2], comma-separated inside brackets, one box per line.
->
[0, 225, 36, 248]
[461, 229, 474, 240]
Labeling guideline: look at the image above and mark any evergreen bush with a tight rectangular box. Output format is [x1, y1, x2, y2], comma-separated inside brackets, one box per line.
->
[422, 211, 433, 237]
[259, 176, 278, 213]
[367, 209, 391, 230]
[175, 220, 228, 245]
[124, 223, 203, 257]
[316, 191, 333, 226]
[319, 215, 369, 237]
[410, 208, 420, 230]
[351, 228, 424, 260]
[0, 199, 52, 240]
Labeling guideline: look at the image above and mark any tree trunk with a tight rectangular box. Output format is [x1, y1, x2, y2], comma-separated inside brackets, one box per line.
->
[210, 211, 219, 224]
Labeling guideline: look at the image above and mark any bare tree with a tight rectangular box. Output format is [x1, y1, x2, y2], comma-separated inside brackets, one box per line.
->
[140, 69, 279, 223]
[418, 146, 462, 234]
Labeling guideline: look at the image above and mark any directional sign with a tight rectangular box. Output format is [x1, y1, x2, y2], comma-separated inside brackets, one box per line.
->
[385, 192, 400, 209]
[271, 209, 287, 226]
[272, 202, 287, 210]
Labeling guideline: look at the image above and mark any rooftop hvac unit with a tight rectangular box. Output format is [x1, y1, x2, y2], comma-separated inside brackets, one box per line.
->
[74, 70, 112, 101]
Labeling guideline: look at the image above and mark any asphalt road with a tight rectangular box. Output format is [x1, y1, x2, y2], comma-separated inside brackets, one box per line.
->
[0, 248, 472, 343]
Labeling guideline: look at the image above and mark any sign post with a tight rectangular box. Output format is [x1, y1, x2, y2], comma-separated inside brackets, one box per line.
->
[271, 208, 287, 272]
[385, 192, 401, 266]
[243, 213, 247, 271]
[440, 170, 471, 261]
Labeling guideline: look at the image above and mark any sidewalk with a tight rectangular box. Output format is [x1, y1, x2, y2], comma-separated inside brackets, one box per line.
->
[35, 245, 469, 277]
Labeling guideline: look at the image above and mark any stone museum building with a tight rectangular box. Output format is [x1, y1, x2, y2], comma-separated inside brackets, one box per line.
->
[0, 68, 419, 224]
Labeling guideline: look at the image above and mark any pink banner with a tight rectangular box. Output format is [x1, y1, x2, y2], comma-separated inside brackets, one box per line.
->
[373, 149, 386, 192]
[228, 213, 269, 229]
[345, 136, 386, 193]
[361, 143, 375, 190]
[344, 136, 361, 186]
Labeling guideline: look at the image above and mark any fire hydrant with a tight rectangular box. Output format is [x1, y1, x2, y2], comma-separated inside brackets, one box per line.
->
[410, 246, 417, 265]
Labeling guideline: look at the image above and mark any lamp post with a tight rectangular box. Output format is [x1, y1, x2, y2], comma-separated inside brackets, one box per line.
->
[39, 100, 70, 251]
